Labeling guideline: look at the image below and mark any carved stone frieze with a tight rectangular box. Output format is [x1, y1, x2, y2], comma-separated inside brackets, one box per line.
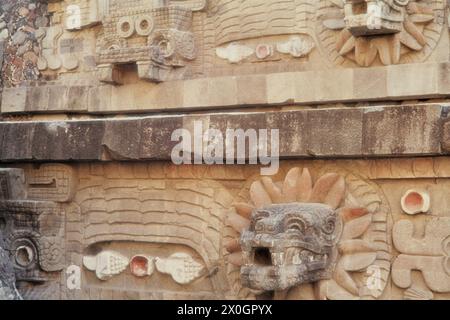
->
[0, 164, 76, 299]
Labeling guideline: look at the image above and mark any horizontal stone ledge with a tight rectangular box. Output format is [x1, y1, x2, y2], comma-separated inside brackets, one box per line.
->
[3, 62, 450, 114]
[0, 104, 448, 162]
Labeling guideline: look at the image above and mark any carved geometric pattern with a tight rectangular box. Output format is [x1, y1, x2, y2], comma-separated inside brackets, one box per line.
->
[25, 164, 76, 203]
[393, 218, 450, 293]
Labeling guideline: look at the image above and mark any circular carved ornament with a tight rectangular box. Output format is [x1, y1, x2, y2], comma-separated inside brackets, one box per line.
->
[117, 16, 135, 38]
[315, 0, 445, 67]
[6, 231, 40, 271]
[135, 15, 154, 37]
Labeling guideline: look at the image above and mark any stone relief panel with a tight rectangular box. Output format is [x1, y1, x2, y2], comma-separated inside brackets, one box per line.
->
[95, 0, 207, 83]
[2, 159, 450, 299]
[393, 218, 450, 297]
[0, 1, 49, 87]
[0, 164, 76, 300]
[35, 0, 99, 78]
[24, 164, 77, 202]
[204, 0, 317, 75]
[3, 0, 445, 94]
[82, 243, 207, 288]
[62, 163, 236, 300]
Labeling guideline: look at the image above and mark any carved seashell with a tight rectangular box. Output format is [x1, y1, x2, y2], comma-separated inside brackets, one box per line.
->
[155, 253, 205, 285]
[276, 36, 314, 58]
[37, 57, 48, 71]
[63, 55, 79, 70]
[130, 255, 155, 277]
[83, 251, 129, 281]
[216, 43, 254, 64]
[47, 54, 62, 70]
[404, 285, 434, 300]
[401, 189, 430, 215]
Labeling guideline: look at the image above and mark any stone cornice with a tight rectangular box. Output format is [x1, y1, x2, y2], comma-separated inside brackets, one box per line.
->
[0, 104, 448, 162]
[3, 63, 450, 115]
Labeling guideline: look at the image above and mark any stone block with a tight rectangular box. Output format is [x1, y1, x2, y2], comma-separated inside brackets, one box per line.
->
[307, 108, 363, 156]
[387, 63, 438, 99]
[0, 104, 446, 162]
[314, 69, 354, 102]
[362, 105, 442, 156]
[292, 71, 317, 103]
[139, 117, 184, 160]
[353, 67, 388, 100]
[1, 87, 27, 113]
[184, 77, 238, 108]
[236, 75, 267, 105]
[25, 86, 50, 111]
[266, 111, 309, 157]
[102, 120, 142, 160]
[266, 72, 295, 105]
[67, 86, 89, 111]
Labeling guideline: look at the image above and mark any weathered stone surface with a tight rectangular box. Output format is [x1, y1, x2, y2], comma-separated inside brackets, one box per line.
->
[307, 108, 363, 157]
[0, 1, 48, 87]
[103, 120, 142, 160]
[0, 168, 26, 200]
[139, 117, 184, 160]
[441, 118, 450, 152]
[2, 0, 450, 302]
[363, 105, 442, 156]
[0, 104, 445, 161]
[0, 40, 4, 87]
[0, 243, 21, 300]
[1, 85, 91, 113]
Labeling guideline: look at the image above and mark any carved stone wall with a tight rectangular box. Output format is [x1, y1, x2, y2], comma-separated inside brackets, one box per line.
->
[1, 0, 450, 301]
[0, 160, 448, 299]
[0, 1, 48, 87]
[1, 0, 449, 114]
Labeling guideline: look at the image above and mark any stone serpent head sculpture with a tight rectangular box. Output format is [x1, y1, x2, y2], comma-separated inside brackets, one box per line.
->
[226, 168, 388, 300]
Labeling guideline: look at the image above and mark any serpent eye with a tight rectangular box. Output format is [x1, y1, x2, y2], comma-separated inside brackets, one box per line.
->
[322, 216, 336, 234]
